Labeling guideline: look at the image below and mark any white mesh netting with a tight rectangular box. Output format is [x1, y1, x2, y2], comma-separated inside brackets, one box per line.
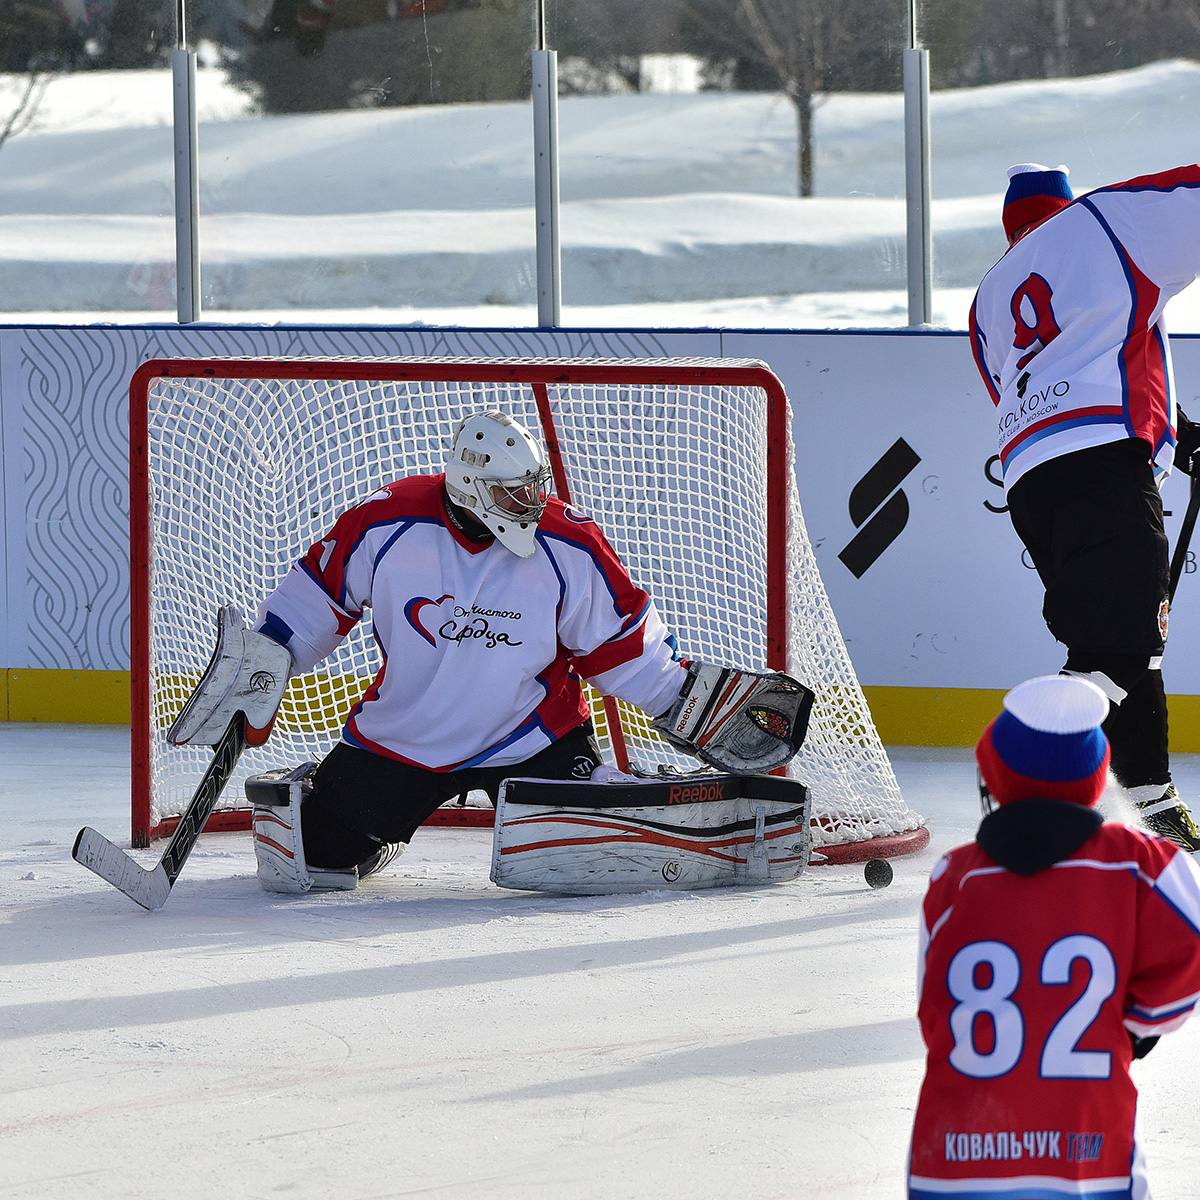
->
[138, 357, 923, 850]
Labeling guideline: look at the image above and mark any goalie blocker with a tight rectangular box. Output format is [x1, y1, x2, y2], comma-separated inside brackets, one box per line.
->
[167, 604, 291, 748]
[491, 773, 812, 895]
[652, 661, 814, 774]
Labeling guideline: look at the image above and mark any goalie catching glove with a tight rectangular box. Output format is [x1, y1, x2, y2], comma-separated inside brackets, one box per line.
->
[167, 604, 292, 748]
[652, 660, 814, 774]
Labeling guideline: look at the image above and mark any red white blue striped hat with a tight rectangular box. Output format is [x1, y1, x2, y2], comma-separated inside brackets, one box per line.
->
[1003, 163, 1073, 241]
[975, 675, 1110, 807]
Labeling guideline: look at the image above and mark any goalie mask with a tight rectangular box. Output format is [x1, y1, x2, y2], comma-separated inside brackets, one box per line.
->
[445, 410, 552, 558]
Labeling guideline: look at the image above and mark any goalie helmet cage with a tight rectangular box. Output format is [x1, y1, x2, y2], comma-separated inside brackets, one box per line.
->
[130, 355, 928, 863]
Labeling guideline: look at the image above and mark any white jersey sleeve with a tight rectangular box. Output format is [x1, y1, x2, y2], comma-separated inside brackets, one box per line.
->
[539, 508, 687, 718]
[253, 486, 388, 675]
[1085, 167, 1200, 299]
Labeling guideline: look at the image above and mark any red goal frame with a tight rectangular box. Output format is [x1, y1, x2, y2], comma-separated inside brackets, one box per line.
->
[128, 357, 792, 848]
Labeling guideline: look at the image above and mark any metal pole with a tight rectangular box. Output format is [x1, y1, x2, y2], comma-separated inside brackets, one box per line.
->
[903, 46, 933, 326]
[532, 49, 562, 328]
[172, 0, 200, 323]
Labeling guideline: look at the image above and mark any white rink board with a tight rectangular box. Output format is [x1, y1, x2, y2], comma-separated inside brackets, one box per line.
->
[744, 329, 1200, 695]
[2, 323, 1200, 697]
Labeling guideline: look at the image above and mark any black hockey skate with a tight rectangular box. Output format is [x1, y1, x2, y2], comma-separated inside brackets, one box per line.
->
[358, 841, 405, 879]
[1136, 783, 1200, 853]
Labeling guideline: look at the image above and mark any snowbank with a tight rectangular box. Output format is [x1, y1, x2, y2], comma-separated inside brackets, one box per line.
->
[2, 60, 1200, 323]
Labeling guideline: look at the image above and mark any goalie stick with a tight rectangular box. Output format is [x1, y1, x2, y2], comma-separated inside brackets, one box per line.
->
[73, 715, 247, 910]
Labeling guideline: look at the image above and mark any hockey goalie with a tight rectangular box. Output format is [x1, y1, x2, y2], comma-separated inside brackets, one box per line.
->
[168, 410, 814, 895]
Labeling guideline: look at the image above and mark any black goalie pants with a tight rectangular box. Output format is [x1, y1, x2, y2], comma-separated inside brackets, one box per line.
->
[1005, 439, 1171, 789]
[300, 720, 603, 870]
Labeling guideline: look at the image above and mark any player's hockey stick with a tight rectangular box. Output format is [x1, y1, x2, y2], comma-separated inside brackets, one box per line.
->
[1169, 474, 1200, 603]
[73, 715, 247, 911]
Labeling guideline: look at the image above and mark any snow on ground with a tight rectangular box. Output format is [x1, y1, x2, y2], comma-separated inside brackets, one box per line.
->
[6, 59, 1200, 324]
[3, 723, 1199, 1199]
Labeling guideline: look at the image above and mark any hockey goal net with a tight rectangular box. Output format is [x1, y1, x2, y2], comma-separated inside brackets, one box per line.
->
[130, 356, 927, 862]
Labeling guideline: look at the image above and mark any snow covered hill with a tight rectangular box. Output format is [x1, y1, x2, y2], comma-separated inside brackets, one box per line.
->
[3, 58, 1200, 326]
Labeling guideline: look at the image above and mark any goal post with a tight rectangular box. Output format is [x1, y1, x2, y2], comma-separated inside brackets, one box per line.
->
[129, 355, 927, 862]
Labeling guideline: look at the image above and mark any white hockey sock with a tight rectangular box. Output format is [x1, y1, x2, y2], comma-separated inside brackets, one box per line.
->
[1062, 669, 1128, 705]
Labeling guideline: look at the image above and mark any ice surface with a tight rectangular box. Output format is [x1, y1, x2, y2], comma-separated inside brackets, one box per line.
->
[2, 724, 1198, 1198]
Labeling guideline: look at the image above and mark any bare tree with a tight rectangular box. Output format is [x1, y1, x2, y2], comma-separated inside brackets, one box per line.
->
[0, 0, 91, 157]
[0, 66, 51, 155]
[740, 0, 830, 196]
[939, 0, 1200, 87]
[683, 0, 897, 197]
[549, 0, 687, 94]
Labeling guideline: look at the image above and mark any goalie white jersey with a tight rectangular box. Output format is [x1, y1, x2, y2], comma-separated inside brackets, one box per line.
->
[255, 473, 688, 771]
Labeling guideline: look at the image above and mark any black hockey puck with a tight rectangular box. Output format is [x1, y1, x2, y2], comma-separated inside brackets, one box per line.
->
[864, 858, 893, 889]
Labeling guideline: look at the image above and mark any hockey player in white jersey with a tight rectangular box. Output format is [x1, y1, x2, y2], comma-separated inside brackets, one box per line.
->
[970, 162, 1200, 850]
[168, 410, 811, 893]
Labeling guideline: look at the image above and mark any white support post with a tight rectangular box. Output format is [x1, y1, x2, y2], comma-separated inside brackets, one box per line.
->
[172, 47, 201, 324]
[903, 47, 933, 327]
[532, 49, 561, 328]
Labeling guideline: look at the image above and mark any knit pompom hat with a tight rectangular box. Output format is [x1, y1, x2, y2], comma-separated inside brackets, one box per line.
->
[976, 675, 1110, 807]
[1003, 163, 1073, 241]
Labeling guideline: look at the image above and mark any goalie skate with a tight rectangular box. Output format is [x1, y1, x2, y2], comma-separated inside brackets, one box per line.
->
[491, 773, 811, 894]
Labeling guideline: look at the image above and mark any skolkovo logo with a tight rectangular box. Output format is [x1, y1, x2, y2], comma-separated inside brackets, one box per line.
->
[838, 438, 921, 578]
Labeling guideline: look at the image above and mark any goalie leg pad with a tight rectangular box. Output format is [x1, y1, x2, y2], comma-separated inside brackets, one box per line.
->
[490, 774, 811, 894]
[652, 661, 814, 774]
[248, 764, 357, 893]
[252, 791, 312, 894]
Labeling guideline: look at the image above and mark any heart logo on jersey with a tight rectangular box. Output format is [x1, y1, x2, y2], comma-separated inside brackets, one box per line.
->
[405, 593, 454, 647]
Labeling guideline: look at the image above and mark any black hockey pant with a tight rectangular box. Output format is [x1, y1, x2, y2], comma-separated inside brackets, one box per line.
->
[300, 721, 604, 870]
[1006, 440, 1170, 789]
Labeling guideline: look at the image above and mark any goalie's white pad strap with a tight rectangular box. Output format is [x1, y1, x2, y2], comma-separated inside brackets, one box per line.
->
[168, 604, 292, 747]
[490, 775, 811, 895]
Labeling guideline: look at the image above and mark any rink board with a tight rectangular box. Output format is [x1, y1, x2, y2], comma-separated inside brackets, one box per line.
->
[4, 323, 1200, 746]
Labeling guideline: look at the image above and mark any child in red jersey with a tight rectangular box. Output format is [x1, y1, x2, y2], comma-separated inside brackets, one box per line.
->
[908, 674, 1200, 1200]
